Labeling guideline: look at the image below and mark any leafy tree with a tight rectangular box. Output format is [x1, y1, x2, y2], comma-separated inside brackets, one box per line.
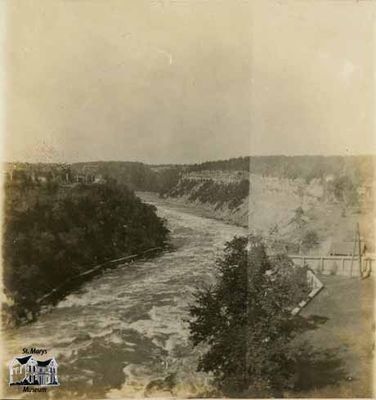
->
[188, 235, 309, 397]
[301, 230, 319, 252]
[333, 176, 359, 206]
[288, 207, 306, 230]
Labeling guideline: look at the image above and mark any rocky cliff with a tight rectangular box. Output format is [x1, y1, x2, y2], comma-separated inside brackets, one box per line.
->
[163, 170, 375, 253]
[163, 171, 249, 227]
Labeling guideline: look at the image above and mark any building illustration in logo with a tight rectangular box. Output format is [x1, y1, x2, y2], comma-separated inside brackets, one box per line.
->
[9, 355, 59, 386]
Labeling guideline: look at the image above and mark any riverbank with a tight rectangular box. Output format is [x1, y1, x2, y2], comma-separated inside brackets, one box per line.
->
[2, 246, 167, 329]
[138, 190, 375, 258]
[136, 191, 248, 229]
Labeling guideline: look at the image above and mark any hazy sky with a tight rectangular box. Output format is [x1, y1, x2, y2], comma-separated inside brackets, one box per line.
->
[251, 1, 375, 157]
[3, 0, 375, 164]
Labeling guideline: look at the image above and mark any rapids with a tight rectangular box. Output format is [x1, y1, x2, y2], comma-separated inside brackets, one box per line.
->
[3, 197, 246, 398]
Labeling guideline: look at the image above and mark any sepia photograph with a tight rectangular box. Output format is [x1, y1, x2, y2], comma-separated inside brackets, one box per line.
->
[0, 0, 375, 398]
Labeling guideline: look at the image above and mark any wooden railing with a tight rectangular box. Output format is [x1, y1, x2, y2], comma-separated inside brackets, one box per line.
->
[288, 254, 376, 278]
[291, 269, 324, 316]
[36, 246, 164, 305]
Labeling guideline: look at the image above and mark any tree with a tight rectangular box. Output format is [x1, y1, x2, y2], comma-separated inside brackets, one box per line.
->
[301, 230, 319, 252]
[188, 235, 309, 397]
[331, 175, 359, 206]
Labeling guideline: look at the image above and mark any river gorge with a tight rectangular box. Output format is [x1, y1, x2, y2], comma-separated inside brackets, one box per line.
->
[2, 194, 246, 398]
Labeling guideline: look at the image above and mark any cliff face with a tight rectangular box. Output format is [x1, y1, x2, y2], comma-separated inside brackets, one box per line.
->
[163, 170, 325, 229]
[164, 173, 249, 227]
[249, 174, 324, 234]
[163, 170, 375, 251]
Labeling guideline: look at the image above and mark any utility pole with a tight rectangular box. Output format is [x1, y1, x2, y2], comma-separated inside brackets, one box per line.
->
[357, 223, 362, 278]
[350, 227, 357, 276]
[245, 239, 251, 389]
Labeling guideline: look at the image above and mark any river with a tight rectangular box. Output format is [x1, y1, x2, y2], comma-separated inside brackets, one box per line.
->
[2, 196, 246, 398]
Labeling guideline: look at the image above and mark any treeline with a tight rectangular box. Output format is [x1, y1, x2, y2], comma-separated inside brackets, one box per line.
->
[71, 161, 182, 194]
[9, 154, 374, 191]
[2, 182, 169, 326]
[7, 155, 373, 209]
[5, 161, 182, 194]
[168, 178, 249, 209]
[188, 156, 250, 172]
[188, 155, 375, 185]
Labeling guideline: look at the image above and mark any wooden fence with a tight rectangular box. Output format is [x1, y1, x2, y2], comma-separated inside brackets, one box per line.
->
[36, 246, 164, 305]
[289, 254, 376, 277]
[291, 269, 324, 315]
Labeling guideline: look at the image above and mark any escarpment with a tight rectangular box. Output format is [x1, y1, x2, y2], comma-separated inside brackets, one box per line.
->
[162, 171, 250, 227]
[161, 169, 375, 252]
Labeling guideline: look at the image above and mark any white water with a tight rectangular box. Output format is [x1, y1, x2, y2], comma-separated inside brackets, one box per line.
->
[3, 200, 246, 398]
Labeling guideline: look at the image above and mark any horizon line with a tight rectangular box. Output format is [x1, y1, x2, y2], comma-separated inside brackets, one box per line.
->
[2, 153, 376, 166]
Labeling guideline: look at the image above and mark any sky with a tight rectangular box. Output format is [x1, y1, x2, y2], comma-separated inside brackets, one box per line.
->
[3, 0, 375, 164]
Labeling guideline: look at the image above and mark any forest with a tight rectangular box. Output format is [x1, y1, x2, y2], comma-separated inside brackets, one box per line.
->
[70, 161, 181, 193]
[2, 180, 169, 326]
[4, 161, 182, 195]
